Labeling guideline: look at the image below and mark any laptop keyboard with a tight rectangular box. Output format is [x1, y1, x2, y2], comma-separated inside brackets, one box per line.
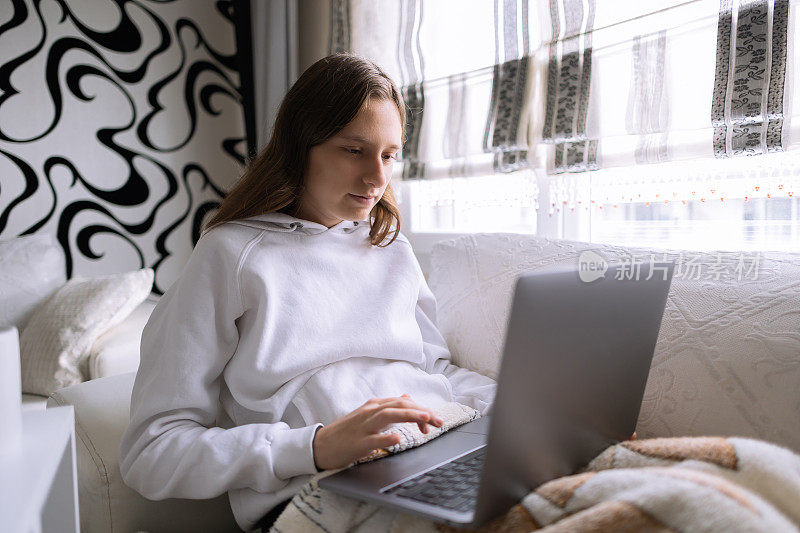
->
[384, 449, 485, 513]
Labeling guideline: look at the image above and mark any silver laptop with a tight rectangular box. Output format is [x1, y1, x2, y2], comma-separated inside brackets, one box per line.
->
[320, 261, 674, 528]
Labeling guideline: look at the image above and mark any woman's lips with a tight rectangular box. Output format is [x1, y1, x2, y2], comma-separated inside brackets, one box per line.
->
[349, 194, 374, 205]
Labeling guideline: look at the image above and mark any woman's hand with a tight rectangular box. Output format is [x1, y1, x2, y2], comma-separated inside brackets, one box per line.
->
[312, 394, 444, 471]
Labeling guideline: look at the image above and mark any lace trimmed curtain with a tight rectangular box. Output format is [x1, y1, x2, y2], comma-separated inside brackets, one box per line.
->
[327, 0, 799, 205]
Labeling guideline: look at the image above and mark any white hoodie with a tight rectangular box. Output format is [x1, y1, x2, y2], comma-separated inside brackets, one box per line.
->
[118, 212, 496, 531]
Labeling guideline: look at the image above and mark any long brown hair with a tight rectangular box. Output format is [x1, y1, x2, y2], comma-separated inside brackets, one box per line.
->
[205, 53, 406, 246]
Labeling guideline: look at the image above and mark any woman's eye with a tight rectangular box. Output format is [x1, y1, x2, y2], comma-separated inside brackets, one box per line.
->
[345, 148, 361, 155]
[383, 153, 398, 161]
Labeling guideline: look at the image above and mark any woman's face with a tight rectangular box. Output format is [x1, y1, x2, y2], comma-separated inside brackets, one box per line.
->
[297, 98, 403, 228]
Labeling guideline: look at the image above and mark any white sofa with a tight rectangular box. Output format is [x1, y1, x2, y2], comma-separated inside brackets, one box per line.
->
[46, 233, 800, 532]
[47, 368, 240, 532]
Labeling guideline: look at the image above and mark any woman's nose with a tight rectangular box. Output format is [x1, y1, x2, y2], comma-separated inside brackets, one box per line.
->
[363, 155, 389, 187]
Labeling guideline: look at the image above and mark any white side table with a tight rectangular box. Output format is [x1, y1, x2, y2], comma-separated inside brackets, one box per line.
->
[0, 405, 80, 533]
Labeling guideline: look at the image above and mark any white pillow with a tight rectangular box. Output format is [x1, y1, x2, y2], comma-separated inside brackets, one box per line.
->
[0, 234, 66, 331]
[88, 297, 158, 379]
[20, 269, 154, 396]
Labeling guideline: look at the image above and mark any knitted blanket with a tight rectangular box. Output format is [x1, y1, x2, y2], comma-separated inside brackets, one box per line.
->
[270, 405, 800, 533]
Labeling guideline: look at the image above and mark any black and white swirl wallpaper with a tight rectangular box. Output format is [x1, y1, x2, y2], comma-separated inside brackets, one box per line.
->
[0, 0, 249, 293]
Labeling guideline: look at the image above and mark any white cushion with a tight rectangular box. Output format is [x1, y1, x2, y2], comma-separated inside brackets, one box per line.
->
[48, 373, 238, 533]
[0, 234, 65, 331]
[88, 297, 157, 379]
[429, 234, 800, 452]
[20, 269, 154, 396]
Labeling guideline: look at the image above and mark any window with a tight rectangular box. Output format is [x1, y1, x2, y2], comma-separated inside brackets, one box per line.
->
[587, 152, 800, 252]
[401, 149, 800, 253]
[400, 172, 538, 234]
[335, 0, 800, 256]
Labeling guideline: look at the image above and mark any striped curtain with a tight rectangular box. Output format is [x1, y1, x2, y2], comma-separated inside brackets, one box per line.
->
[713, 0, 790, 157]
[327, 0, 797, 180]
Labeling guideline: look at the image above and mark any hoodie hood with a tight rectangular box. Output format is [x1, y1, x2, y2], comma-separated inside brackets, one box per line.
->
[229, 212, 369, 236]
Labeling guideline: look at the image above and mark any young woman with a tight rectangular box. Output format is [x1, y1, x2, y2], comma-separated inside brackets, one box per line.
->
[119, 53, 496, 532]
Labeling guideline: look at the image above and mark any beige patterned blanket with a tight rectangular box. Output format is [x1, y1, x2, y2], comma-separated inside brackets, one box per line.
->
[270, 404, 800, 533]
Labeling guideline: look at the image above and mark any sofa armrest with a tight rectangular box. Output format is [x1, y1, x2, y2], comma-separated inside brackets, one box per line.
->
[48, 372, 239, 532]
[87, 297, 157, 380]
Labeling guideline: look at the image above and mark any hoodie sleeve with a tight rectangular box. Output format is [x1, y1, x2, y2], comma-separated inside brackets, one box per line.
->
[119, 228, 322, 501]
[413, 257, 497, 415]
